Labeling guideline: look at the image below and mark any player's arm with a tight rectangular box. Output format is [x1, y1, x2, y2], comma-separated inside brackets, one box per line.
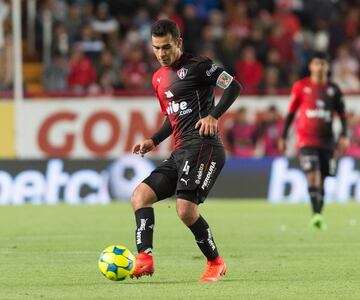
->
[278, 82, 301, 153]
[196, 80, 242, 136]
[278, 112, 296, 153]
[333, 86, 348, 153]
[194, 60, 242, 136]
[209, 79, 242, 119]
[150, 116, 173, 146]
[133, 75, 174, 157]
[132, 117, 172, 157]
[282, 113, 296, 139]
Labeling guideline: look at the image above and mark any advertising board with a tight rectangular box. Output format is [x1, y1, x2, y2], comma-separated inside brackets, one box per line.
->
[1, 156, 360, 205]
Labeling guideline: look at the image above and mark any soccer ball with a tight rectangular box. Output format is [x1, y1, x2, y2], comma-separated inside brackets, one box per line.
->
[98, 245, 135, 281]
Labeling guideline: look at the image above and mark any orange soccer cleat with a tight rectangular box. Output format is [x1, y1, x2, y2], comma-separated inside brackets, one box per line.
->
[131, 252, 154, 278]
[199, 256, 227, 282]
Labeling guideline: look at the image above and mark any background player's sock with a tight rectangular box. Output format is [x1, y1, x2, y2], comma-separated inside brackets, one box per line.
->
[309, 187, 322, 214]
[318, 188, 325, 213]
[135, 207, 154, 254]
[188, 215, 219, 261]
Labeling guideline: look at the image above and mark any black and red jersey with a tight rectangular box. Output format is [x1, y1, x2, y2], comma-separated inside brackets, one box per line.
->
[152, 54, 233, 148]
[288, 77, 346, 149]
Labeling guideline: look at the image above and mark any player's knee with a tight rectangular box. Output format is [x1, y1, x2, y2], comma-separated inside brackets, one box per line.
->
[176, 202, 198, 225]
[131, 183, 156, 211]
[130, 186, 141, 210]
[176, 208, 194, 224]
[306, 171, 321, 187]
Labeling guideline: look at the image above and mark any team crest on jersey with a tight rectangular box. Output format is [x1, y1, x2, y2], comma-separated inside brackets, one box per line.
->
[327, 87, 335, 97]
[316, 99, 325, 108]
[177, 67, 188, 80]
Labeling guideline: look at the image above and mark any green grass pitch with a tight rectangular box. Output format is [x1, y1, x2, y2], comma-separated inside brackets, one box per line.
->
[0, 200, 359, 300]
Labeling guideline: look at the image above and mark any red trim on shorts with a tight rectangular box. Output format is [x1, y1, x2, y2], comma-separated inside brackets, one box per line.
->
[195, 143, 204, 168]
[204, 146, 214, 171]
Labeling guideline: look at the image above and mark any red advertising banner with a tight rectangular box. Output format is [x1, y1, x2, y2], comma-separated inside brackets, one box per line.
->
[18, 96, 360, 158]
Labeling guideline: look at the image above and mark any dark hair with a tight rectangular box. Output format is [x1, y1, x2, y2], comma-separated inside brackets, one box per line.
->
[151, 19, 180, 39]
[268, 105, 278, 112]
[310, 51, 329, 62]
[237, 107, 247, 113]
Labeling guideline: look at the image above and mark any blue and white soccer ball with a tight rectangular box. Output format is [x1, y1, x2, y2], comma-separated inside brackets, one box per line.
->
[98, 245, 135, 281]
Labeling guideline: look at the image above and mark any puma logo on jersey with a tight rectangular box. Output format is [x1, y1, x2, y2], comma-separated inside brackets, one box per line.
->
[166, 100, 192, 116]
[165, 90, 174, 98]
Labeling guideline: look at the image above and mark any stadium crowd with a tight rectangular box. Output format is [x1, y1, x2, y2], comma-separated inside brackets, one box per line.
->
[1, 0, 360, 157]
[0, 0, 360, 95]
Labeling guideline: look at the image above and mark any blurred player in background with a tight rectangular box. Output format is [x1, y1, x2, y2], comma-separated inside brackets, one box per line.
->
[278, 52, 348, 230]
[131, 19, 241, 281]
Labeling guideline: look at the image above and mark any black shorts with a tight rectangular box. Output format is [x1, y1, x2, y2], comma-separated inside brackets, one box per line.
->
[299, 147, 336, 178]
[143, 142, 225, 204]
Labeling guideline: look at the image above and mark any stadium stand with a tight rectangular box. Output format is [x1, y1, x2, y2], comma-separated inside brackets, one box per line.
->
[0, 0, 359, 96]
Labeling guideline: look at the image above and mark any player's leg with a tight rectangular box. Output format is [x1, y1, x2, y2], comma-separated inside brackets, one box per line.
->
[130, 182, 157, 278]
[176, 196, 226, 282]
[175, 143, 226, 281]
[305, 170, 322, 214]
[319, 149, 336, 212]
[131, 159, 178, 278]
[300, 148, 322, 213]
[316, 149, 336, 220]
[306, 170, 327, 229]
[299, 147, 325, 229]
[176, 197, 219, 260]
[131, 182, 157, 255]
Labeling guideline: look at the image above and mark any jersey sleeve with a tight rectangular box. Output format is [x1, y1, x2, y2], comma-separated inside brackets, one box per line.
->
[288, 81, 302, 113]
[157, 91, 168, 116]
[333, 85, 346, 116]
[152, 73, 168, 116]
[195, 58, 234, 89]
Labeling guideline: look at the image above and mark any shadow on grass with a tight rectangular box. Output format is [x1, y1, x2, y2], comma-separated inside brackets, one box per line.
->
[121, 278, 240, 285]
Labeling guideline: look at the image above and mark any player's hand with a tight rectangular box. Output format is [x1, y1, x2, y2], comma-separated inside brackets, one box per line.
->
[195, 115, 218, 137]
[336, 136, 349, 156]
[277, 138, 287, 154]
[132, 139, 155, 157]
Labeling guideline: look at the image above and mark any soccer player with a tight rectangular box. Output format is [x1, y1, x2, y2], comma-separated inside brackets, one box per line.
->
[131, 19, 241, 282]
[278, 52, 348, 229]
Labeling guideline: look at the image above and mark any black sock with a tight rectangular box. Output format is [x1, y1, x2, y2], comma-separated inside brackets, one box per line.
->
[188, 215, 219, 261]
[135, 207, 154, 254]
[319, 188, 325, 213]
[308, 187, 322, 214]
